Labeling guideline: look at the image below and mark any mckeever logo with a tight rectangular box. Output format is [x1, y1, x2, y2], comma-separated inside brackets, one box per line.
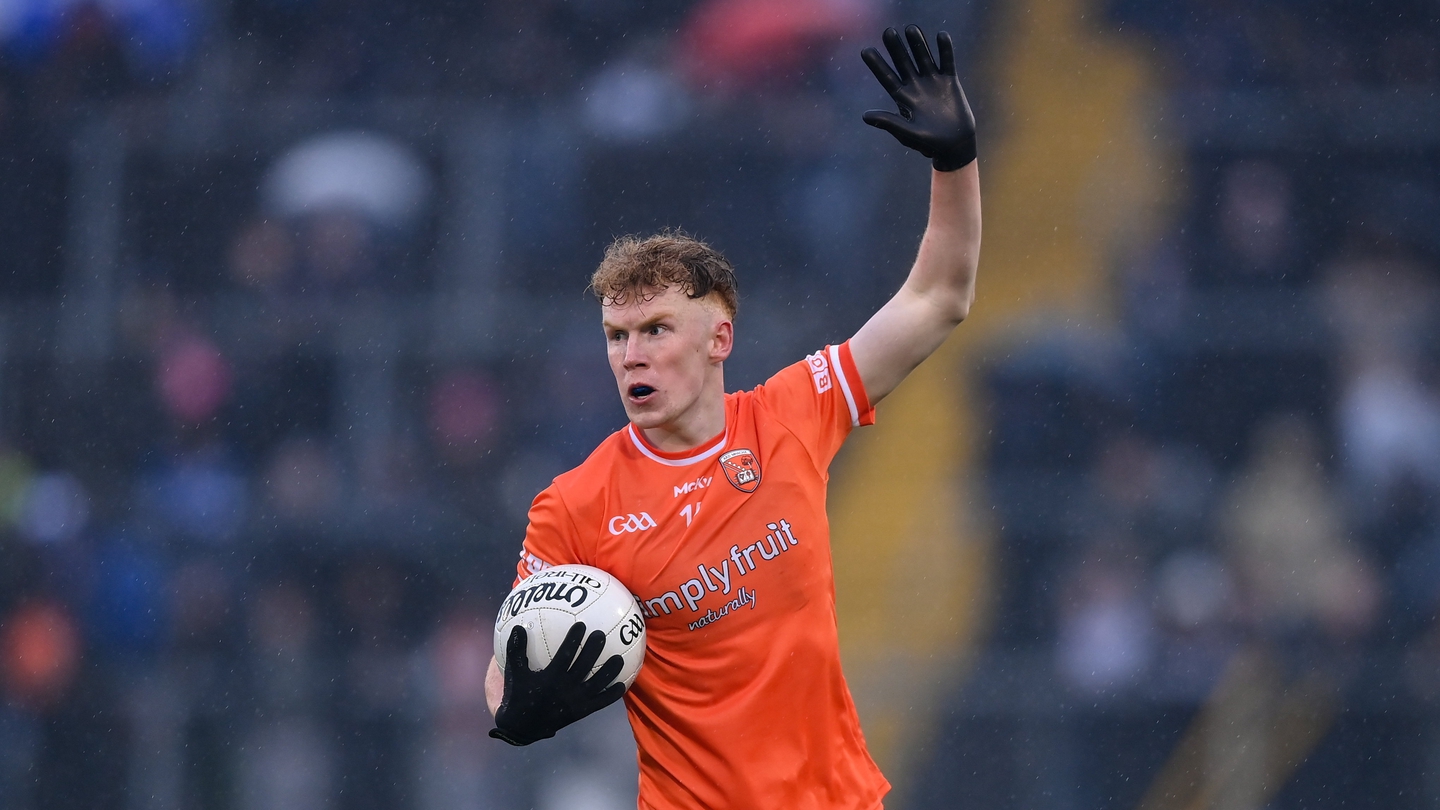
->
[674, 475, 712, 498]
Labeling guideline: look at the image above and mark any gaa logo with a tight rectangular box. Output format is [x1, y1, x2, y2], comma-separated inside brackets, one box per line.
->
[608, 512, 658, 535]
[720, 448, 761, 493]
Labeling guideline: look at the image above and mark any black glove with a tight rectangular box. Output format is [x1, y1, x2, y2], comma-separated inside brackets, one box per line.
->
[489, 622, 626, 746]
[861, 25, 977, 171]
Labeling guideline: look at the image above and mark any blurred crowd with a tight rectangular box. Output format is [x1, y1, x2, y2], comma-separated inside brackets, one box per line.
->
[0, 0, 1436, 807]
[940, 1, 1440, 805]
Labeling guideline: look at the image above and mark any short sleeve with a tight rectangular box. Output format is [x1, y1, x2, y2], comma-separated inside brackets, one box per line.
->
[754, 340, 875, 470]
[512, 483, 586, 586]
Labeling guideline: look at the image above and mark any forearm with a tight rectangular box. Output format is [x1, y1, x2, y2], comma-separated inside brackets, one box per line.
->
[904, 162, 982, 321]
[850, 162, 981, 403]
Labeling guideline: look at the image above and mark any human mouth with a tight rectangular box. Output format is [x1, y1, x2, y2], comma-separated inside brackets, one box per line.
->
[628, 384, 656, 403]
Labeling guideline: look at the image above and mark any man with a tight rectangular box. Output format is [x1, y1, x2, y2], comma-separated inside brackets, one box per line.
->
[485, 24, 981, 809]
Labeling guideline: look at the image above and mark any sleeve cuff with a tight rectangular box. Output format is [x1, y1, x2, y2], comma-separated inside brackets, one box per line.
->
[831, 342, 876, 427]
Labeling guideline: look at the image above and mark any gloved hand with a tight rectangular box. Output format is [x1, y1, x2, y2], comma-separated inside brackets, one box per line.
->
[489, 622, 626, 746]
[861, 25, 977, 171]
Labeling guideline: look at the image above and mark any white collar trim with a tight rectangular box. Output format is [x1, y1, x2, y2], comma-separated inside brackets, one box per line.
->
[627, 424, 728, 467]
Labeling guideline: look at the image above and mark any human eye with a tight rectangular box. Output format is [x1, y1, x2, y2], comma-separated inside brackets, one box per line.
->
[646, 324, 666, 336]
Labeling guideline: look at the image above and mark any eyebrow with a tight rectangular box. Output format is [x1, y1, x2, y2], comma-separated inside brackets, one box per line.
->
[602, 311, 675, 333]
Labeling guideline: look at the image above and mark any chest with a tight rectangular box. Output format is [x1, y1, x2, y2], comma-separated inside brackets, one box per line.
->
[587, 430, 832, 636]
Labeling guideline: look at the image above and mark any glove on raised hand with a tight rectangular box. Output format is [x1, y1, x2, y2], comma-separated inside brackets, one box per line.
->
[861, 25, 977, 171]
[489, 622, 626, 746]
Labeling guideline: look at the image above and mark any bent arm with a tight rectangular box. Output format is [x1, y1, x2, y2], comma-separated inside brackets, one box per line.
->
[850, 162, 981, 404]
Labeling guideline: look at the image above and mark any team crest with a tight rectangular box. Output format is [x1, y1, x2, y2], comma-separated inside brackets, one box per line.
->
[719, 448, 761, 493]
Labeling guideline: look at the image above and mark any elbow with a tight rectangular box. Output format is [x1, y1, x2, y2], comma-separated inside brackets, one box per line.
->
[904, 280, 975, 326]
[947, 289, 976, 325]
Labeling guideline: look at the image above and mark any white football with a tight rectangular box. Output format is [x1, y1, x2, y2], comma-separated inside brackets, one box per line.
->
[494, 564, 646, 689]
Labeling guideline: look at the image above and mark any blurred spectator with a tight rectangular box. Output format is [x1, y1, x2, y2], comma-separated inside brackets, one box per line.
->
[238, 580, 334, 810]
[1155, 549, 1236, 637]
[296, 209, 377, 293]
[1088, 434, 1215, 550]
[136, 440, 249, 544]
[428, 368, 502, 466]
[1, 600, 81, 711]
[156, 334, 235, 426]
[335, 557, 415, 810]
[0, 448, 35, 528]
[16, 471, 89, 546]
[167, 559, 240, 807]
[1056, 539, 1154, 692]
[473, 2, 579, 98]
[1151, 545, 1242, 697]
[677, 0, 873, 94]
[259, 131, 433, 296]
[228, 219, 298, 299]
[1325, 256, 1440, 505]
[85, 532, 169, 659]
[265, 133, 432, 229]
[1205, 160, 1300, 286]
[583, 53, 692, 143]
[416, 602, 498, 810]
[1218, 415, 1380, 642]
[358, 433, 430, 515]
[169, 558, 234, 655]
[262, 436, 343, 526]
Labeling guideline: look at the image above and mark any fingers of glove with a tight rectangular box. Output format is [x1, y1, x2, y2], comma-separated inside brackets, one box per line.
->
[584, 654, 625, 695]
[863, 111, 934, 156]
[861, 47, 905, 96]
[937, 31, 956, 76]
[546, 621, 589, 675]
[569, 630, 609, 678]
[580, 682, 628, 717]
[863, 109, 922, 140]
[881, 27, 915, 83]
[505, 625, 531, 673]
[904, 24, 938, 75]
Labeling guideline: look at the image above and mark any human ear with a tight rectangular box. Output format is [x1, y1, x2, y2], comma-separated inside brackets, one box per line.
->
[710, 318, 733, 363]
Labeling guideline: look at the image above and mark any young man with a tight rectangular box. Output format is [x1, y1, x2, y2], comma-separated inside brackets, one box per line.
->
[486, 25, 981, 809]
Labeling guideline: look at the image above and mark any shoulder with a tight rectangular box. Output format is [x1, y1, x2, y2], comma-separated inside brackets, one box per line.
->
[743, 348, 832, 416]
[547, 426, 633, 509]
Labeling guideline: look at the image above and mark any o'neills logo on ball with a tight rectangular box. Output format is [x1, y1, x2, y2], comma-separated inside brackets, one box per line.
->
[498, 570, 602, 625]
[720, 448, 761, 493]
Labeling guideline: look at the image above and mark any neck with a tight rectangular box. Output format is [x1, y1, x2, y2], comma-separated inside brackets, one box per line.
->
[639, 373, 727, 452]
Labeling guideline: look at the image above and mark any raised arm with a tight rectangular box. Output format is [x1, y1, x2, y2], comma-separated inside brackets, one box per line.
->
[849, 25, 982, 405]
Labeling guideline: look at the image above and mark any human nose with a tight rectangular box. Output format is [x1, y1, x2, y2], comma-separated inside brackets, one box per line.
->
[623, 338, 648, 369]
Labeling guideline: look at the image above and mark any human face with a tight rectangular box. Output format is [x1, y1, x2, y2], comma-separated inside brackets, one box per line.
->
[602, 287, 733, 437]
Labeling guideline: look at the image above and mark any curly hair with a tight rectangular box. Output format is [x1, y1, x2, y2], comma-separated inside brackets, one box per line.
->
[589, 230, 738, 319]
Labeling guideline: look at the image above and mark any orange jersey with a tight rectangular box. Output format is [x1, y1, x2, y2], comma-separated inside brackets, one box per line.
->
[514, 341, 890, 810]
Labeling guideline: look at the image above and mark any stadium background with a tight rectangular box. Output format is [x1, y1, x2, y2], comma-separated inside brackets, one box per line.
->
[0, 0, 1436, 807]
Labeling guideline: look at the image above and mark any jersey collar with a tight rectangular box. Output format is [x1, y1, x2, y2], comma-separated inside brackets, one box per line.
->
[627, 423, 728, 467]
